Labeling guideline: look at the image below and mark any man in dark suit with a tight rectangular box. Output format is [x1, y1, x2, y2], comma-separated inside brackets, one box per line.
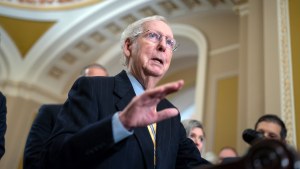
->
[23, 64, 108, 169]
[42, 15, 208, 169]
[24, 104, 61, 168]
[0, 91, 7, 159]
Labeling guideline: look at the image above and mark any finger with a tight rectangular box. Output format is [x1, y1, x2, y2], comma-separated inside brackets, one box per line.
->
[161, 80, 184, 95]
[146, 80, 184, 99]
[156, 108, 179, 122]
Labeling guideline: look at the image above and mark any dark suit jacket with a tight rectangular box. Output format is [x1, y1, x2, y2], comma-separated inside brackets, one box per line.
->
[0, 92, 7, 159]
[24, 104, 62, 169]
[42, 70, 207, 169]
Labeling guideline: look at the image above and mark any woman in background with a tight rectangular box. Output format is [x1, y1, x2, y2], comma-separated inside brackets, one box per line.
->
[182, 119, 205, 153]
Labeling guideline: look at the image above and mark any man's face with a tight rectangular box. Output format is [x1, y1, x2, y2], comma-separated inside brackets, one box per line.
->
[126, 20, 173, 81]
[255, 121, 282, 141]
[188, 127, 204, 152]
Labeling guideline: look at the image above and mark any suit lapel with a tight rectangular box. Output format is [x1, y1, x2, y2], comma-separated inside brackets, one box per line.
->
[114, 70, 135, 111]
[113, 70, 154, 169]
[156, 100, 174, 168]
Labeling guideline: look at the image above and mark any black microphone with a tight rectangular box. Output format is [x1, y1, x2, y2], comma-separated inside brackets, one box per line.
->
[242, 129, 264, 145]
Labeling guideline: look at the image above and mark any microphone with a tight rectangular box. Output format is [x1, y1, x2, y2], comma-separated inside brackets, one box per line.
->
[242, 129, 264, 145]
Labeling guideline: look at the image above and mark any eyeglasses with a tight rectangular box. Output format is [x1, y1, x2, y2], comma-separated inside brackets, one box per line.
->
[137, 30, 178, 51]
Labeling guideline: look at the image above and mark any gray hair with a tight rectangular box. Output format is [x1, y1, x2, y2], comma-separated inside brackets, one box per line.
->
[181, 119, 205, 137]
[120, 15, 167, 66]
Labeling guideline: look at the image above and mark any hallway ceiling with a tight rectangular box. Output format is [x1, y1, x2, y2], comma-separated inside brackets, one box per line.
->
[0, 0, 242, 104]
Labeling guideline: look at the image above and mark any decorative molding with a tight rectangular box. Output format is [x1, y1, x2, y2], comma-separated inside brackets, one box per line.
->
[105, 22, 122, 35]
[278, 0, 297, 147]
[232, 3, 249, 16]
[181, 0, 202, 9]
[231, 0, 248, 16]
[75, 41, 91, 53]
[159, 1, 179, 14]
[209, 44, 239, 56]
[48, 66, 64, 79]
[89, 31, 106, 43]
[208, 0, 227, 7]
[0, 80, 64, 103]
[171, 24, 208, 123]
[0, 0, 101, 10]
[61, 52, 77, 65]
[139, 7, 158, 17]
[207, 71, 238, 152]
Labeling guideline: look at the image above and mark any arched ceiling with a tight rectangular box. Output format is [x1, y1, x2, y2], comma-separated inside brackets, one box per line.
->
[0, 0, 243, 103]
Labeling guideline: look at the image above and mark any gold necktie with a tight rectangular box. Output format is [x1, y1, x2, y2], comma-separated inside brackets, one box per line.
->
[147, 123, 156, 166]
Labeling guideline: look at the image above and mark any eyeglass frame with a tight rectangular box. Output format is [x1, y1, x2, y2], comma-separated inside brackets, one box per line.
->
[133, 29, 179, 51]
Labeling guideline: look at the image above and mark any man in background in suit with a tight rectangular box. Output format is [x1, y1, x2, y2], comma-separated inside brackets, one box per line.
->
[23, 63, 108, 169]
[42, 15, 209, 169]
[0, 91, 7, 159]
[80, 63, 108, 77]
[254, 114, 287, 142]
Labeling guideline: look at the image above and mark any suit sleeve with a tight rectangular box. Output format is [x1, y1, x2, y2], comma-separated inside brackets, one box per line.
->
[42, 77, 118, 169]
[24, 105, 60, 169]
[0, 93, 7, 159]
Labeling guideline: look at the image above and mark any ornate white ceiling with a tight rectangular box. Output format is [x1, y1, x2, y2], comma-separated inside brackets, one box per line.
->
[0, 0, 240, 103]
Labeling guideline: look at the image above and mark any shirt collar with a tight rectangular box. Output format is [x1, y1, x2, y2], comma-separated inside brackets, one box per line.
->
[126, 71, 144, 95]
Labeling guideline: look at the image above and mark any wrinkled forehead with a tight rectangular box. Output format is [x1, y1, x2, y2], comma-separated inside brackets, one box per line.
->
[143, 20, 174, 37]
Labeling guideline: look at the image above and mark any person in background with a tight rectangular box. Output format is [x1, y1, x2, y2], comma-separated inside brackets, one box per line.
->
[217, 146, 238, 164]
[80, 63, 108, 77]
[182, 119, 205, 153]
[41, 15, 209, 169]
[254, 114, 287, 142]
[0, 91, 7, 159]
[23, 63, 108, 169]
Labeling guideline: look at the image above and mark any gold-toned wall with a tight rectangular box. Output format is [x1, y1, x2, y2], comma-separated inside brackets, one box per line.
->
[0, 16, 54, 57]
[0, 95, 40, 169]
[213, 76, 238, 154]
[289, 0, 300, 149]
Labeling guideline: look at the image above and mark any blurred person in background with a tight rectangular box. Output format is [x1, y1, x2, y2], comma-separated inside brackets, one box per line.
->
[23, 63, 108, 169]
[218, 146, 238, 164]
[254, 114, 287, 143]
[0, 91, 7, 159]
[182, 119, 205, 153]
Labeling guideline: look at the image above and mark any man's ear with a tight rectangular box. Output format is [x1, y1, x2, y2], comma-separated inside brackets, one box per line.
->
[124, 39, 132, 57]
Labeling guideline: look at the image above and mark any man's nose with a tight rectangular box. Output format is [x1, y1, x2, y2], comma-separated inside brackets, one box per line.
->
[263, 133, 270, 139]
[157, 37, 167, 52]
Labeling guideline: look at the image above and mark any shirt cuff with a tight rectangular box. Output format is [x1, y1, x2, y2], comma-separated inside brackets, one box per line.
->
[112, 112, 133, 143]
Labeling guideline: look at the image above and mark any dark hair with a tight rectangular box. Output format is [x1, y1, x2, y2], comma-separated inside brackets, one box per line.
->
[254, 114, 287, 140]
[80, 63, 108, 76]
